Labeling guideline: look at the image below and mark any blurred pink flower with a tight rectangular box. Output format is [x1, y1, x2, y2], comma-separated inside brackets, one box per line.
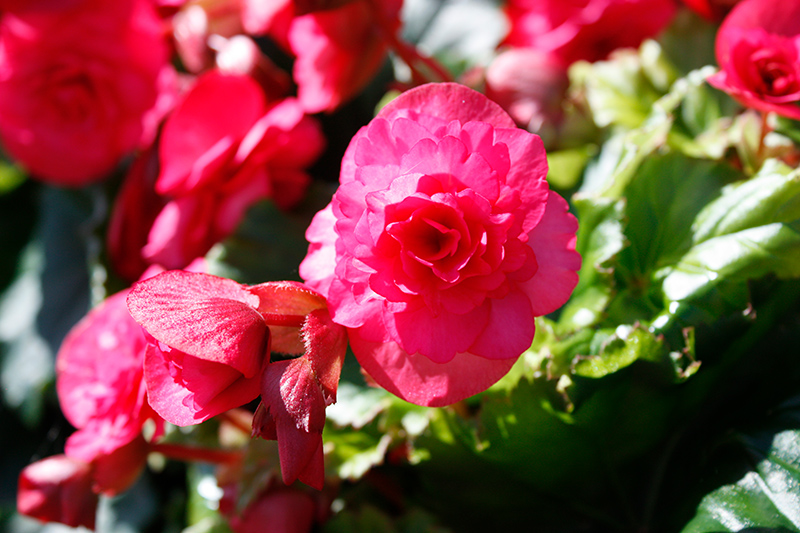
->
[485, 47, 569, 134]
[707, 0, 800, 119]
[127, 272, 346, 488]
[0, 0, 169, 185]
[17, 455, 98, 530]
[289, 0, 402, 112]
[56, 288, 162, 495]
[300, 83, 581, 406]
[503, 0, 676, 65]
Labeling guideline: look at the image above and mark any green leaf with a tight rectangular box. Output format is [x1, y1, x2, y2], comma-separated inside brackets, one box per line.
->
[683, 425, 800, 532]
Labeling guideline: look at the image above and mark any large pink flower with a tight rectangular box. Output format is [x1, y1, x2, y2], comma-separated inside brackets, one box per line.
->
[0, 0, 168, 185]
[300, 83, 581, 406]
[503, 0, 676, 65]
[707, 0, 800, 119]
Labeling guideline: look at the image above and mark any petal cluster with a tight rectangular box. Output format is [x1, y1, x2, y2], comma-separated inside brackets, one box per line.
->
[301, 83, 581, 406]
[127, 272, 347, 488]
[707, 0, 800, 119]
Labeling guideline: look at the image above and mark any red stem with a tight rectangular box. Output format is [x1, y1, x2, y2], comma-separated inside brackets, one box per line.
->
[150, 443, 243, 465]
[369, 0, 453, 84]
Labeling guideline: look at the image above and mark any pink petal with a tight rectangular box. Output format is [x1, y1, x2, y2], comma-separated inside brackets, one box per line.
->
[517, 191, 581, 316]
[127, 271, 267, 377]
[143, 343, 262, 426]
[377, 82, 517, 129]
[467, 288, 535, 359]
[299, 203, 338, 297]
[349, 331, 517, 407]
[157, 71, 265, 195]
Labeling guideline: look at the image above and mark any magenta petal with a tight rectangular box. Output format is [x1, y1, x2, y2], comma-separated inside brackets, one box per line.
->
[390, 304, 489, 363]
[157, 72, 265, 195]
[468, 289, 535, 360]
[349, 331, 517, 407]
[518, 191, 581, 316]
[127, 271, 267, 377]
[299, 203, 338, 297]
[143, 343, 262, 426]
[378, 82, 516, 129]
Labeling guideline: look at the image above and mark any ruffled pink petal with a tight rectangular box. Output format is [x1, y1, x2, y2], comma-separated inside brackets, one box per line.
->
[127, 270, 267, 377]
[349, 330, 517, 406]
[299, 203, 338, 296]
[378, 82, 517, 129]
[517, 191, 581, 316]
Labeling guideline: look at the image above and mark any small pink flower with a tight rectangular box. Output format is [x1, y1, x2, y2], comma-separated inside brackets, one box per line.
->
[115, 70, 324, 272]
[56, 289, 160, 495]
[127, 272, 347, 488]
[707, 0, 800, 119]
[503, 0, 676, 65]
[289, 0, 402, 113]
[485, 48, 569, 133]
[300, 82, 581, 406]
[17, 455, 98, 530]
[0, 0, 169, 185]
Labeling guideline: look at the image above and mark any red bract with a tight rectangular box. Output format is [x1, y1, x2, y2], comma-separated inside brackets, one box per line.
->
[300, 82, 581, 407]
[127, 272, 347, 488]
[17, 455, 98, 530]
[143, 71, 324, 269]
[707, 0, 800, 120]
[288, 0, 402, 112]
[0, 0, 168, 185]
[56, 289, 160, 495]
[503, 0, 676, 65]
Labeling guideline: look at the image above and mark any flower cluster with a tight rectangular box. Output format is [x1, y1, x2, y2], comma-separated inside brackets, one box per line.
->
[15, 0, 800, 531]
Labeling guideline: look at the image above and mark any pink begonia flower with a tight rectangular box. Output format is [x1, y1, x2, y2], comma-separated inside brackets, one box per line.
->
[288, 0, 403, 113]
[17, 455, 98, 530]
[0, 0, 169, 185]
[142, 71, 324, 270]
[127, 272, 347, 488]
[503, 0, 676, 65]
[485, 48, 569, 134]
[300, 83, 581, 407]
[56, 288, 162, 495]
[707, 0, 800, 120]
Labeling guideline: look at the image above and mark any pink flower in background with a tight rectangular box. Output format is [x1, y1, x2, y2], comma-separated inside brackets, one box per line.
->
[300, 83, 581, 406]
[503, 0, 676, 65]
[707, 0, 800, 119]
[485, 47, 569, 134]
[137, 71, 323, 270]
[17, 455, 98, 530]
[289, 0, 402, 112]
[56, 288, 161, 495]
[127, 272, 346, 488]
[223, 484, 317, 533]
[0, 0, 168, 185]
